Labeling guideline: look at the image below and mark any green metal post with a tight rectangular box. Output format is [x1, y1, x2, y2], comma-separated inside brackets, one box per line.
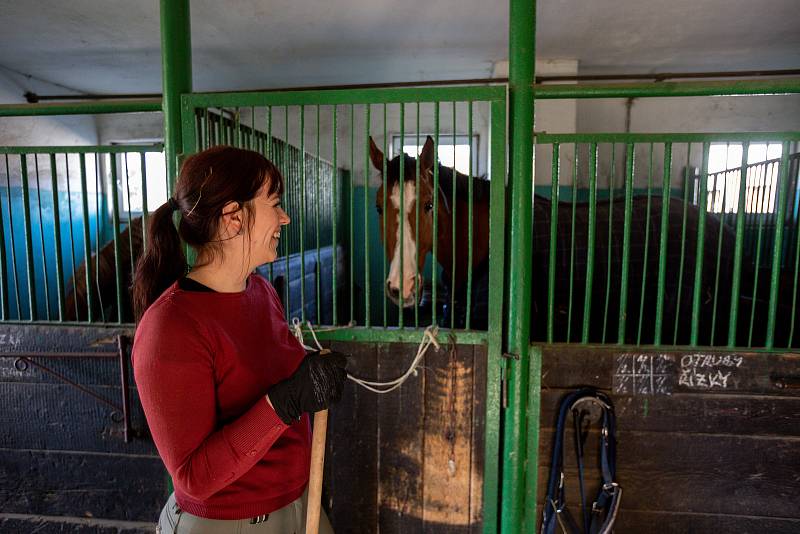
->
[160, 0, 192, 190]
[503, 0, 536, 532]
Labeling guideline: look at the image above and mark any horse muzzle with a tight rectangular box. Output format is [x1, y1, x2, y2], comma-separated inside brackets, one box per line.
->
[385, 276, 423, 308]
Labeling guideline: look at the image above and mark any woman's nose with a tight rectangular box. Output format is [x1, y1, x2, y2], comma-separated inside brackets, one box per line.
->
[280, 209, 290, 225]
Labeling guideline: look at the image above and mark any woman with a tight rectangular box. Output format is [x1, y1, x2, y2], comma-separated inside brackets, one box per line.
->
[132, 145, 345, 533]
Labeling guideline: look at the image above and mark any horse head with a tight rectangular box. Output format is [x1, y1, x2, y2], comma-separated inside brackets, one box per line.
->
[370, 135, 451, 308]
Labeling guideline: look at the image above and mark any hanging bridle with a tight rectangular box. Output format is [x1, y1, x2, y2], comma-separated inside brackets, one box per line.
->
[542, 388, 622, 534]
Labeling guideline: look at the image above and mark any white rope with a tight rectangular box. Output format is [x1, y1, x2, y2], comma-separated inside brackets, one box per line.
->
[291, 318, 440, 394]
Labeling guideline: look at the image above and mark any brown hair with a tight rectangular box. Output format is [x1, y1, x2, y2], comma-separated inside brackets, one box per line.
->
[132, 145, 284, 322]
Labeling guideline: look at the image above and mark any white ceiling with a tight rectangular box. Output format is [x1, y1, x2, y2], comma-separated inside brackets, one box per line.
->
[0, 0, 798, 98]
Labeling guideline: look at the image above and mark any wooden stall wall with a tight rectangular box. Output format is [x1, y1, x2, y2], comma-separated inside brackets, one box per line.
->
[537, 345, 800, 534]
[325, 341, 488, 534]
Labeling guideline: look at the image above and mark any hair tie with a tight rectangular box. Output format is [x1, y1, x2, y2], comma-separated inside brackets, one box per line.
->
[167, 197, 179, 212]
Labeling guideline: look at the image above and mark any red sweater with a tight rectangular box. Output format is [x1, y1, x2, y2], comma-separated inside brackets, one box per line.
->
[132, 274, 310, 520]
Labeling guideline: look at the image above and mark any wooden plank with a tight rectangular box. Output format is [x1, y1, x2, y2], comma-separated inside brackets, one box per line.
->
[469, 345, 487, 534]
[0, 514, 156, 534]
[537, 431, 800, 518]
[540, 346, 800, 397]
[421, 341, 474, 531]
[0, 449, 165, 521]
[377, 342, 424, 533]
[540, 389, 800, 436]
[326, 341, 379, 534]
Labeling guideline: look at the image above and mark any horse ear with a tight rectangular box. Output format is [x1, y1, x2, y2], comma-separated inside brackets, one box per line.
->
[419, 135, 435, 172]
[369, 137, 384, 171]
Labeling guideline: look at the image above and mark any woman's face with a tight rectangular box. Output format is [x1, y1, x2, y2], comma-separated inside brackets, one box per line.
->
[248, 183, 290, 266]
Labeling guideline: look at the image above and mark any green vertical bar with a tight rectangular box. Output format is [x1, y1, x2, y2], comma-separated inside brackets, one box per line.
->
[4, 154, 21, 319]
[266, 107, 274, 283]
[109, 155, 123, 323]
[788, 157, 800, 346]
[20, 155, 37, 320]
[78, 154, 93, 322]
[284, 108, 290, 317]
[364, 104, 371, 327]
[547, 143, 559, 342]
[690, 143, 710, 346]
[618, 143, 635, 344]
[582, 142, 598, 343]
[382, 104, 388, 327]
[123, 154, 136, 277]
[349, 104, 354, 324]
[140, 153, 149, 256]
[636, 144, 654, 344]
[466, 101, 474, 330]
[673, 145, 692, 345]
[93, 154, 104, 322]
[567, 147, 578, 342]
[450, 101, 457, 329]
[49, 153, 64, 321]
[33, 156, 51, 320]
[332, 106, 338, 325]
[159, 0, 192, 189]
[710, 148, 730, 345]
[414, 102, 421, 328]
[64, 155, 79, 319]
[748, 162, 769, 347]
[399, 103, 405, 328]
[485, 97, 507, 534]
[602, 143, 616, 343]
[203, 108, 210, 149]
[505, 0, 536, 530]
[654, 143, 672, 345]
[432, 103, 439, 326]
[766, 143, 792, 348]
[0, 156, 9, 320]
[315, 105, 321, 325]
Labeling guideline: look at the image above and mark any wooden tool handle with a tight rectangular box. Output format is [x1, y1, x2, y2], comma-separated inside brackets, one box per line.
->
[305, 408, 328, 534]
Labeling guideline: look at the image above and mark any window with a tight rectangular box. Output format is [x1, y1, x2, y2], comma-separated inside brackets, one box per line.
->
[390, 134, 479, 176]
[704, 143, 783, 214]
[113, 148, 168, 215]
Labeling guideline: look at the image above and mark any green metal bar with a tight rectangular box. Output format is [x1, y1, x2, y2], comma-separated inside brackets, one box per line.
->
[183, 86, 506, 108]
[504, 0, 536, 529]
[0, 145, 162, 155]
[567, 147, 578, 342]
[203, 108, 210, 149]
[728, 143, 749, 346]
[788, 163, 800, 346]
[466, 101, 474, 330]
[618, 144, 635, 344]
[78, 154, 93, 322]
[93, 155, 104, 322]
[300, 325, 488, 344]
[485, 97, 507, 534]
[364, 105, 371, 327]
[33, 156, 51, 320]
[690, 143, 710, 346]
[654, 143, 672, 345]
[533, 78, 800, 100]
[535, 132, 800, 144]
[299, 107, 306, 322]
[399, 103, 406, 328]
[414, 102, 421, 328]
[64, 155, 79, 320]
[315, 106, 322, 325]
[710, 148, 731, 345]
[673, 145, 692, 345]
[766, 143, 792, 348]
[140, 153, 149, 257]
[382, 104, 388, 327]
[284, 109, 290, 317]
[49, 153, 64, 321]
[19, 156, 37, 320]
[0, 157, 8, 319]
[350, 104, 354, 324]
[636, 144, 654, 344]
[160, 0, 192, 189]
[4, 154, 22, 319]
[748, 163, 769, 347]
[582, 142, 598, 343]
[602, 143, 616, 343]
[266, 107, 274, 283]
[0, 99, 161, 117]
[451, 101, 457, 330]
[547, 143, 559, 342]
[432, 103, 439, 326]
[234, 108, 241, 147]
[332, 105, 338, 325]
[123, 154, 136, 278]
[109, 155, 123, 324]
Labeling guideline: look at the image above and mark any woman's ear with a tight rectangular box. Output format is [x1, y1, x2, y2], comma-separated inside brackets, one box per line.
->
[220, 201, 243, 238]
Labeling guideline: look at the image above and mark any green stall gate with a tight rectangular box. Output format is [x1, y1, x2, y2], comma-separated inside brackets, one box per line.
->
[0, 0, 799, 532]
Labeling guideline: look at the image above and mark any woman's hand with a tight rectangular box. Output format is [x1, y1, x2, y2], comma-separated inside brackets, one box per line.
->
[267, 351, 348, 424]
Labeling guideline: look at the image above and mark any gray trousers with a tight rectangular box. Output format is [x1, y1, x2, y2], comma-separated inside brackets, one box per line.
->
[156, 490, 334, 534]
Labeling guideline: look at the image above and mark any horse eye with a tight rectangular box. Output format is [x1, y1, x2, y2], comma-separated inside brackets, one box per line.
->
[424, 201, 434, 213]
[376, 206, 383, 215]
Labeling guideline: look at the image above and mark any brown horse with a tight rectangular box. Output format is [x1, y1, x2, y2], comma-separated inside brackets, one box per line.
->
[370, 136, 490, 327]
[64, 217, 143, 323]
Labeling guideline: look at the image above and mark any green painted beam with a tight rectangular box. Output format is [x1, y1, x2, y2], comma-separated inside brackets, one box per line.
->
[533, 78, 800, 99]
[535, 132, 800, 144]
[0, 99, 161, 117]
[0, 145, 162, 154]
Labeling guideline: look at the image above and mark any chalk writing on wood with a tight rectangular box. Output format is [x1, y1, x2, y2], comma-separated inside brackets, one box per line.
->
[678, 354, 743, 390]
[613, 354, 674, 396]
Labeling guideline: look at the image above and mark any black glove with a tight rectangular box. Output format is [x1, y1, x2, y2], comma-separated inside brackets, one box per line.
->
[267, 350, 348, 424]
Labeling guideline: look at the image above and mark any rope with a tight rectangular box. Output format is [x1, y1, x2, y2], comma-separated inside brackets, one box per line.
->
[291, 318, 440, 394]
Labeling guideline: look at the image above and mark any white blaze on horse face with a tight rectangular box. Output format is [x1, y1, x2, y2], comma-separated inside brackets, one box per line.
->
[387, 181, 418, 303]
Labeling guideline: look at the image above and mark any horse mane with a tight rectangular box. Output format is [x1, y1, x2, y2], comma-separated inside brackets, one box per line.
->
[386, 153, 490, 203]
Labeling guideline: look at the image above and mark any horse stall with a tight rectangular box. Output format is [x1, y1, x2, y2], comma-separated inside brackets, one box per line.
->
[1, 0, 799, 533]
